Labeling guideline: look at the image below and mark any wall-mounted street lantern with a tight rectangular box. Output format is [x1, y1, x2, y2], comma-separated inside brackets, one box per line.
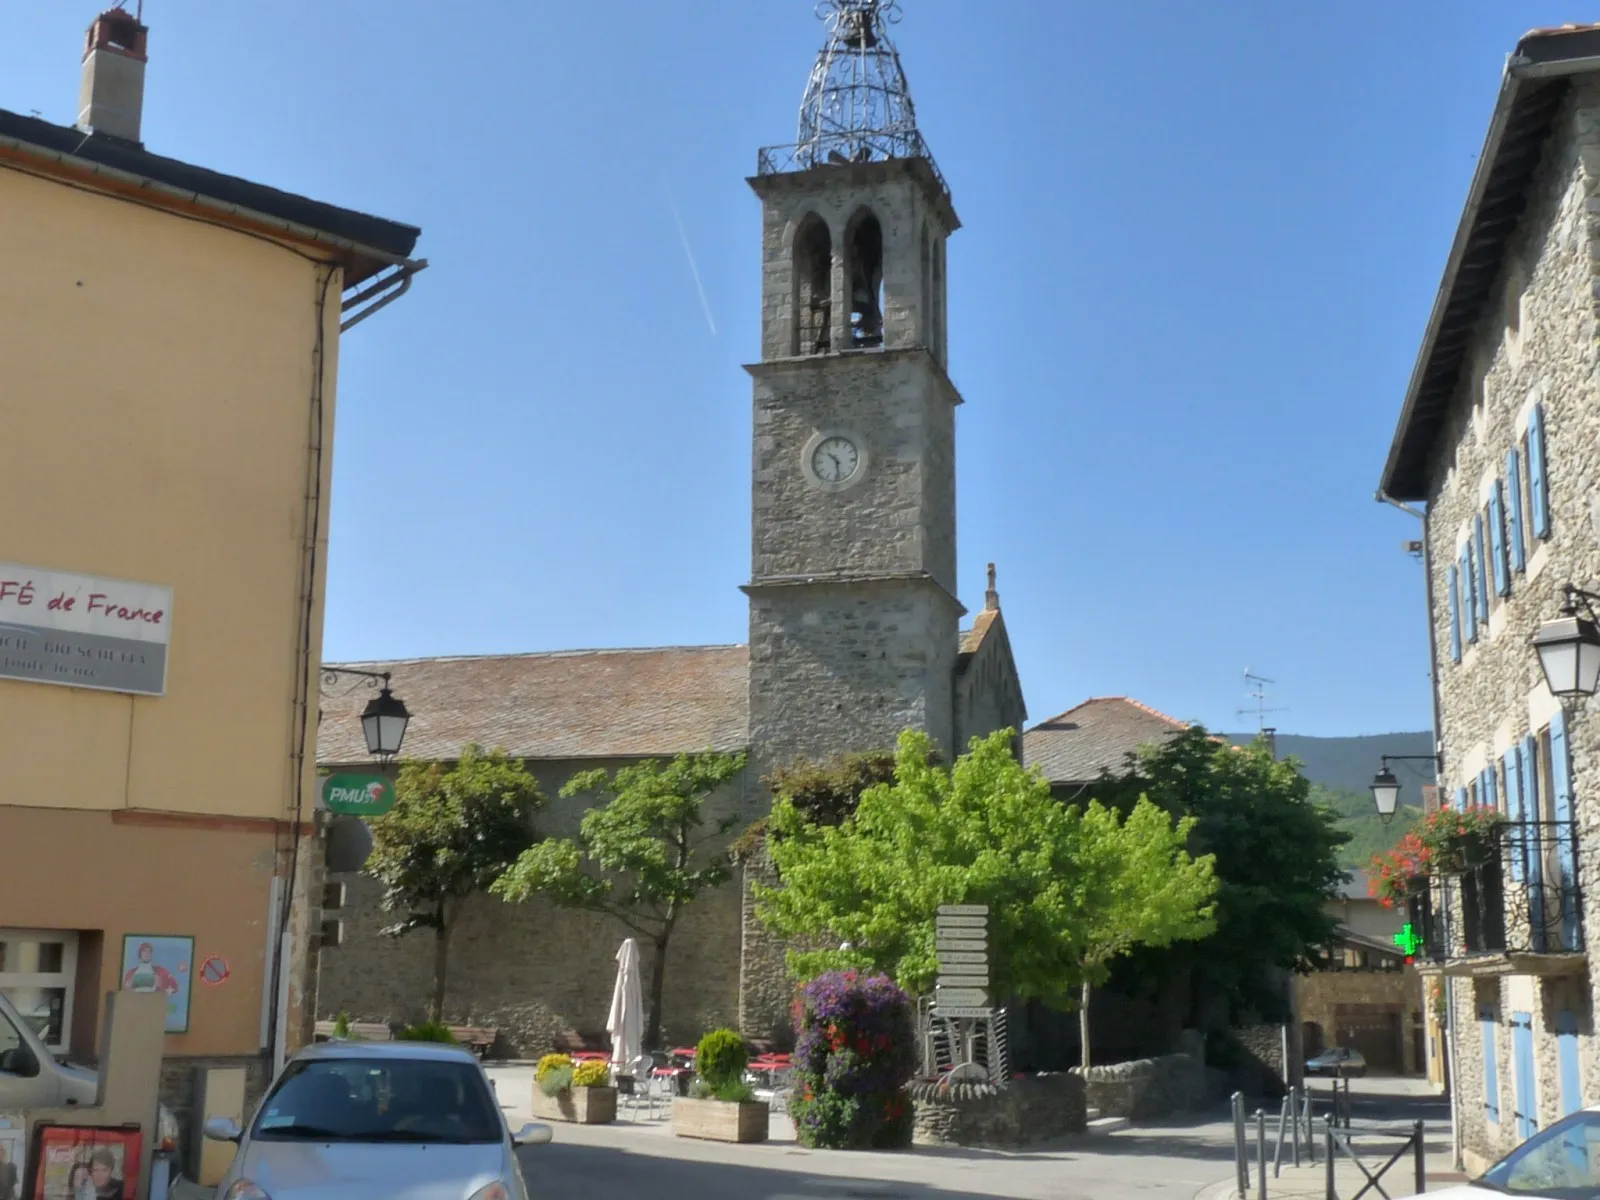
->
[1368, 754, 1440, 824]
[1532, 585, 1600, 701]
[321, 667, 411, 763]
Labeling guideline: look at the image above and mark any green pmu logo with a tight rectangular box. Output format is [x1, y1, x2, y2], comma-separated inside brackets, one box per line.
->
[321, 774, 393, 815]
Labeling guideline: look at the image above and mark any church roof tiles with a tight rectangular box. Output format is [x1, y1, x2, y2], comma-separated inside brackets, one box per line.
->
[1021, 696, 1192, 786]
[317, 645, 749, 766]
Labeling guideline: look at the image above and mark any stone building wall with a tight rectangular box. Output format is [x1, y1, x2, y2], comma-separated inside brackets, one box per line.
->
[1418, 78, 1600, 1172]
[315, 758, 758, 1057]
[909, 1074, 1086, 1147]
[1072, 1053, 1205, 1121]
[1296, 965, 1424, 1075]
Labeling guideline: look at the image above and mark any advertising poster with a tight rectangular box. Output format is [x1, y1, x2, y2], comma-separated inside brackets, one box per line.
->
[0, 1114, 24, 1200]
[118, 935, 193, 1034]
[28, 1125, 140, 1200]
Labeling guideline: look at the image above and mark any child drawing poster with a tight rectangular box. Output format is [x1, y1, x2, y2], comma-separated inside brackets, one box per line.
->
[118, 935, 193, 1034]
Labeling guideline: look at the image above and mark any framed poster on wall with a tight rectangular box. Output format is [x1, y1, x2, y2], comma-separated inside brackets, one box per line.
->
[27, 1123, 140, 1200]
[0, 1113, 24, 1200]
[118, 935, 193, 1034]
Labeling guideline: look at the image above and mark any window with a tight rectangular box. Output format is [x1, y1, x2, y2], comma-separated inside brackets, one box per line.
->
[252, 1056, 503, 1144]
[793, 213, 832, 357]
[1525, 403, 1552, 542]
[844, 209, 885, 349]
[0, 931, 77, 1054]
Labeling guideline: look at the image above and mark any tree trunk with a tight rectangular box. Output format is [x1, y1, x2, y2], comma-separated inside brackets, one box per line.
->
[1080, 979, 1092, 1070]
[431, 900, 452, 1024]
[645, 932, 670, 1051]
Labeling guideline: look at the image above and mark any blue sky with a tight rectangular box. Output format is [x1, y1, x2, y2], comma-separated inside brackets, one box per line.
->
[0, 2, 1572, 736]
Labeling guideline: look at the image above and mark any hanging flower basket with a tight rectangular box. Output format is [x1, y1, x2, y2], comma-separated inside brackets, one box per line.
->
[1417, 805, 1505, 875]
[1369, 832, 1432, 908]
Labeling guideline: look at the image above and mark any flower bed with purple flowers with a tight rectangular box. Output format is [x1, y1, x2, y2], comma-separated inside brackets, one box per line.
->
[789, 970, 917, 1149]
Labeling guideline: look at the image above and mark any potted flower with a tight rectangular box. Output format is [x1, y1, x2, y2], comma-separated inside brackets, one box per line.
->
[672, 1028, 768, 1143]
[532, 1053, 617, 1124]
[1369, 832, 1432, 908]
[1417, 804, 1505, 874]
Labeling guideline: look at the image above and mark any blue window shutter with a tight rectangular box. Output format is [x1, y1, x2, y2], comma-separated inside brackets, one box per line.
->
[1475, 515, 1490, 622]
[1485, 764, 1499, 811]
[1507, 448, 1527, 570]
[1512, 1013, 1538, 1139]
[1507, 749, 1525, 883]
[1490, 487, 1509, 596]
[1530, 403, 1551, 538]
[1455, 787, 1466, 811]
[1557, 1012, 1583, 1116]
[1550, 713, 1580, 951]
[1524, 734, 1546, 949]
[1463, 546, 1479, 642]
[1482, 1007, 1500, 1123]
[1448, 566, 1462, 663]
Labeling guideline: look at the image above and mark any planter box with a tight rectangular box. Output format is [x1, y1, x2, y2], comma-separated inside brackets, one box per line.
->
[532, 1085, 617, 1124]
[671, 1096, 769, 1143]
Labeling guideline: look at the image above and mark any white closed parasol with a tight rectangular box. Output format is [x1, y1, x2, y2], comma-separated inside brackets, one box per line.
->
[607, 937, 644, 1074]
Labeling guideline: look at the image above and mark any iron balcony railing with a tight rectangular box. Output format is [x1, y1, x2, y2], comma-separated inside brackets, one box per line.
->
[756, 129, 951, 205]
[1406, 820, 1584, 963]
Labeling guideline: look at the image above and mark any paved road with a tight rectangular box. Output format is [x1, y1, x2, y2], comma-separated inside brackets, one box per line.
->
[513, 1110, 1242, 1200]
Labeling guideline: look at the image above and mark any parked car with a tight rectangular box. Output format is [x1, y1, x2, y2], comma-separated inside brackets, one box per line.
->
[1305, 1046, 1367, 1077]
[1429, 1105, 1600, 1197]
[0, 990, 181, 1145]
[205, 1039, 553, 1200]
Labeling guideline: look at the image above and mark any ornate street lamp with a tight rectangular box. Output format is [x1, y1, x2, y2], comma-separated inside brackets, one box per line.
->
[1532, 585, 1600, 701]
[322, 667, 411, 764]
[1368, 754, 1440, 824]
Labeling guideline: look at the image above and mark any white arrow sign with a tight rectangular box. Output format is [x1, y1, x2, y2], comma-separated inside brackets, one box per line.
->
[933, 987, 988, 1007]
[937, 951, 988, 965]
[932, 1005, 992, 1019]
[936, 962, 988, 976]
[935, 915, 987, 929]
[937, 904, 989, 916]
[936, 939, 987, 952]
[937, 975, 989, 989]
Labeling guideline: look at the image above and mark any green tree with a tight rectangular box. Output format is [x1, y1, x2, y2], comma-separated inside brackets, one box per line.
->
[1096, 727, 1350, 1022]
[365, 744, 544, 1022]
[759, 729, 1091, 1005]
[491, 750, 746, 1049]
[1073, 799, 1217, 1067]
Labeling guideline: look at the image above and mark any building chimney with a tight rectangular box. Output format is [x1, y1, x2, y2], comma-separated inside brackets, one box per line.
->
[1261, 727, 1277, 760]
[77, 7, 148, 145]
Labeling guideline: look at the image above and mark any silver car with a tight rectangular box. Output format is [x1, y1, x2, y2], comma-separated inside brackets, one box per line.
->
[204, 1040, 552, 1200]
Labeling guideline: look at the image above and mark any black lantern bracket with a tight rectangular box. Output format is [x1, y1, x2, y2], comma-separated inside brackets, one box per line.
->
[320, 665, 392, 696]
[1558, 583, 1600, 622]
[317, 666, 411, 763]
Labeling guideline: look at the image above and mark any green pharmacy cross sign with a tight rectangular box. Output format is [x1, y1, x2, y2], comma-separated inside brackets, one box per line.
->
[321, 773, 395, 817]
[1394, 924, 1424, 957]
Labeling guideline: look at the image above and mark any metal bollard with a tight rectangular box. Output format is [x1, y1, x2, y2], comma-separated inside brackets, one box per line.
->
[1233, 1091, 1250, 1197]
[1289, 1086, 1301, 1168]
[1257, 1108, 1268, 1200]
[1414, 1119, 1425, 1194]
[1273, 1093, 1289, 1177]
[1324, 1116, 1335, 1200]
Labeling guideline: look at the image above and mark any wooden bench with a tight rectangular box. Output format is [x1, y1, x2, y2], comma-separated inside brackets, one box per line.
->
[449, 1026, 499, 1059]
[313, 1020, 393, 1043]
[549, 1029, 610, 1056]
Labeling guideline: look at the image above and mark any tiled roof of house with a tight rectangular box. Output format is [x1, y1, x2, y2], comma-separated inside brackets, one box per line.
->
[958, 608, 999, 658]
[1022, 697, 1191, 785]
[317, 645, 749, 766]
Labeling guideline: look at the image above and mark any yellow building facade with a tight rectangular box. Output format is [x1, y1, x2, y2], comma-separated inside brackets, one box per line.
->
[0, 5, 420, 1142]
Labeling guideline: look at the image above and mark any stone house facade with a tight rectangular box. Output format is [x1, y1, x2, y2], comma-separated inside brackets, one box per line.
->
[1379, 22, 1600, 1173]
[311, 6, 1027, 1056]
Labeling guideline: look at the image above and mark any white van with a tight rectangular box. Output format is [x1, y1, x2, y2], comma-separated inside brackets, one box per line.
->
[0, 989, 180, 1142]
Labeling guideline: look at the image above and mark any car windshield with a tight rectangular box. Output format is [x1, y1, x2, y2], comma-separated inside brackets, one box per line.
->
[252, 1057, 502, 1144]
[1476, 1110, 1600, 1196]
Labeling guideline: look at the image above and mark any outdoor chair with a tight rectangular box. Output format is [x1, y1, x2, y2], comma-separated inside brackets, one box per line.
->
[617, 1055, 664, 1120]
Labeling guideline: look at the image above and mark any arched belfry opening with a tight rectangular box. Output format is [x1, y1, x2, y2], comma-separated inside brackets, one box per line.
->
[846, 209, 884, 348]
[794, 214, 833, 355]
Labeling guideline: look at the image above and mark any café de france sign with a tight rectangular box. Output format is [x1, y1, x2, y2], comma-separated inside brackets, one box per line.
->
[0, 561, 172, 696]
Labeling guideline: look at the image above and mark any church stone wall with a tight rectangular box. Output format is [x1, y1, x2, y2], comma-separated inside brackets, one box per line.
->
[746, 578, 960, 774]
[315, 758, 760, 1057]
[954, 619, 1027, 754]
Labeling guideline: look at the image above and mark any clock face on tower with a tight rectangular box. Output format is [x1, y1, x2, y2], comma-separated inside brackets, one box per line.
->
[809, 435, 860, 485]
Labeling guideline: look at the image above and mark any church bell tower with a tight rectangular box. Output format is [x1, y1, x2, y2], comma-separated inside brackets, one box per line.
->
[744, 0, 964, 773]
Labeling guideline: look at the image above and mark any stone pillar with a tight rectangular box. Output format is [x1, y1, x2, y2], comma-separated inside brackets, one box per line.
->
[737, 851, 796, 1047]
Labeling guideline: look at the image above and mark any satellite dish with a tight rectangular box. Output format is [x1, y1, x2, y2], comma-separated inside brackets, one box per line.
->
[325, 815, 373, 874]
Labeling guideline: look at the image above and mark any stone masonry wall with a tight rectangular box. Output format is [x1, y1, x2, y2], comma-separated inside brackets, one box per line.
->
[1071, 1053, 1205, 1121]
[1296, 966, 1424, 1075]
[909, 1074, 1086, 1148]
[315, 758, 759, 1057]
[1420, 78, 1600, 1171]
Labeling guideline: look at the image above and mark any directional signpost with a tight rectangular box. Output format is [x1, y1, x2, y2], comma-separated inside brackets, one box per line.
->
[933, 904, 989, 1019]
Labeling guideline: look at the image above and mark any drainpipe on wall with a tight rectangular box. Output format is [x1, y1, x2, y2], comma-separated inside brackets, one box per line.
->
[1380, 489, 1460, 1169]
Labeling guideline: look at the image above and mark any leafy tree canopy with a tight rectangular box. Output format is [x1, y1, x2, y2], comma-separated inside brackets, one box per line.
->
[1095, 727, 1350, 1010]
[491, 749, 746, 1047]
[365, 743, 544, 1020]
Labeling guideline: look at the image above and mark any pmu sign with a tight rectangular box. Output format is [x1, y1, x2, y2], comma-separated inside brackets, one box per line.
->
[320, 773, 395, 817]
